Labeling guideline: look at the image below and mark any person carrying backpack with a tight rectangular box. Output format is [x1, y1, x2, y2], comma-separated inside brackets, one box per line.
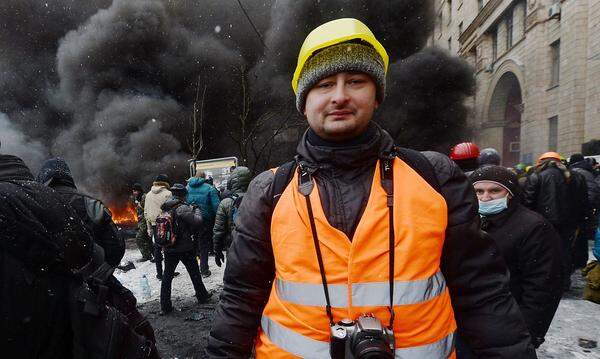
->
[158, 183, 212, 315]
[1, 153, 94, 358]
[207, 18, 535, 358]
[213, 166, 251, 267]
[36, 157, 159, 357]
[187, 171, 221, 278]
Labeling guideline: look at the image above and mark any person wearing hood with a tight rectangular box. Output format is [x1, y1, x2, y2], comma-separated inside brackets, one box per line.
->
[144, 174, 172, 280]
[207, 18, 535, 358]
[470, 165, 562, 350]
[159, 184, 211, 315]
[212, 166, 252, 267]
[36, 157, 124, 267]
[523, 152, 589, 290]
[187, 171, 221, 278]
[36, 157, 159, 356]
[569, 153, 600, 269]
[0, 153, 94, 358]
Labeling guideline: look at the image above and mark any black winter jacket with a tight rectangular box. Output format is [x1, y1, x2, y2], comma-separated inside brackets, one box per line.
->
[213, 166, 252, 252]
[51, 183, 124, 267]
[481, 200, 562, 346]
[523, 161, 587, 229]
[570, 160, 600, 210]
[161, 197, 203, 254]
[0, 155, 94, 358]
[207, 124, 535, 358]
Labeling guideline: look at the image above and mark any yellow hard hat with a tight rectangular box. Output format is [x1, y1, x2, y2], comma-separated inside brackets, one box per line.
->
[291, 18, 389, 94]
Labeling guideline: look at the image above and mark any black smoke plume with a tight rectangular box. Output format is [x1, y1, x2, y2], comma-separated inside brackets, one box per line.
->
[249, 0, 474, 155]
[1, 0, 474, 206]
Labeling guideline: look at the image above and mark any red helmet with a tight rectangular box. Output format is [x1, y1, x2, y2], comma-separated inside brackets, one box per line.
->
[449, 142, 480, 160]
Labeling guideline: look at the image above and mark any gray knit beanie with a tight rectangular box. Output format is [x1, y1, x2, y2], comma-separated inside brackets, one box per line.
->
[295, 42, 386, 112]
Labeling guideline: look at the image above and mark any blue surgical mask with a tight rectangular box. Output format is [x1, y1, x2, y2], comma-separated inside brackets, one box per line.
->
[478, 196, 508, 215]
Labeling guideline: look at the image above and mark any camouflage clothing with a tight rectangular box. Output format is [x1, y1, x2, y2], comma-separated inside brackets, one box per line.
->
[132, 193, 153, 259]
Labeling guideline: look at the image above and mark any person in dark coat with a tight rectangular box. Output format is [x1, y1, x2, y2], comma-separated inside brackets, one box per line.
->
[523, 152, 588, 290]
[213, 166, 252, 267]
[0, 154, 94, 358]
[131, 183, 153, 261]
[470, 165, 563, 349]
[36, 157, 125, 267]
[35, 157, 159, 354]
[569, 154, 600, 269]
[159, 183, 211, 314]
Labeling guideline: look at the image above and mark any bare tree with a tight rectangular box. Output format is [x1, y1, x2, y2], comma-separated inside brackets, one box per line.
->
[225, 65, 303, 172]
[187, 75, 207, 160]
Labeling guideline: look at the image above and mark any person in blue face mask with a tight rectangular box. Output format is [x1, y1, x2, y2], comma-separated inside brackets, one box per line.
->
[469, 165, 563, 351]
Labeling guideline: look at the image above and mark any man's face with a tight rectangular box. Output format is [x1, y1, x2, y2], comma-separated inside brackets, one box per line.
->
[303, 72, 378, 142]
[132, 190, 140, 197]
[473, 181, 511, 202]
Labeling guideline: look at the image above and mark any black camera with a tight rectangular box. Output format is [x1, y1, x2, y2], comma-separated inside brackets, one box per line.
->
[330, 314, 395, 359]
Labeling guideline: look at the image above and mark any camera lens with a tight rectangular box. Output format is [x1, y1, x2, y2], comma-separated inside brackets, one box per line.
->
[353, 338, 394, 359]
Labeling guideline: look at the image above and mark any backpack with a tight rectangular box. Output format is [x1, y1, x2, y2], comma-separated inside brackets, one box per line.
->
[270, 147, 441, 208]
[70, 261, 157, 359]
[155, 207, 179, 247]
[230, 193, 244, 228]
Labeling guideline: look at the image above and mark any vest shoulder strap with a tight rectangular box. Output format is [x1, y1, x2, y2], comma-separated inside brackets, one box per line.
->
[270, 148, 441, 208]
[394, 147, 441, 193]
[271, 160, 297, 209]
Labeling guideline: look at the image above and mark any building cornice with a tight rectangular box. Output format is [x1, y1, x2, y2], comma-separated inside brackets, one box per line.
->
[458, 0, 503, 45]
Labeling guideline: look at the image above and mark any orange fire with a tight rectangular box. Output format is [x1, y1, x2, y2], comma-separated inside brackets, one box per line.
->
[110, 202, 138, 227]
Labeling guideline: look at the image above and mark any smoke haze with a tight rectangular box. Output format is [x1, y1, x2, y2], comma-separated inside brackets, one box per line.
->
[0, 0, 474, 205]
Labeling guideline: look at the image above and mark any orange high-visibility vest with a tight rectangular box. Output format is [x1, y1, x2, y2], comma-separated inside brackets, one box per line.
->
[255, 158, 457, 358]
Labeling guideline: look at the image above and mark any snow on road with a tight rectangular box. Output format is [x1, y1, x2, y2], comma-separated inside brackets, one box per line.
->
[115, 248, 600, 358]
[114, 248, 224, 305]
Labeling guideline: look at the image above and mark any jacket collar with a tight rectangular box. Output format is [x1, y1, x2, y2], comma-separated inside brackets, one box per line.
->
[0, 155, 34, 182]
[296, 122, 395, 171]
[480, 198, 519, 230]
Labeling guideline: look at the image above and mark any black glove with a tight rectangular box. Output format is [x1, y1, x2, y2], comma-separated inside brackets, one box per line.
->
[215, 250, 225, 267]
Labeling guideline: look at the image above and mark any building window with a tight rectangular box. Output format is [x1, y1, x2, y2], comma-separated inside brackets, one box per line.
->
[550, 40, 560, 86]
[478, 0, 484, 10]
[548, 116, 558, 151]
[448, 37, 452, 51]
[447, 0, 452, 24]
[506, 10, 513, 49]
[459, 21, 463, 35]
[492, 28, 498, 61]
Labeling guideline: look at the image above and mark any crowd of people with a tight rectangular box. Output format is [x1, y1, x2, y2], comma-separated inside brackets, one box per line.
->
[449, 142, 600, 354]
[130, 166, 251, 315]
[3, 16, 600, 359]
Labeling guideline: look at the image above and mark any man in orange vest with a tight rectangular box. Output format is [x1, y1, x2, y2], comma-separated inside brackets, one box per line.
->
[207, 18, 536, 358]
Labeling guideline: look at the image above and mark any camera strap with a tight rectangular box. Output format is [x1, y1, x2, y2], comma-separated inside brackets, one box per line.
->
[299, 155, 396, 329]
[297, 162, 335, 326]
[380, 153, 396, 330]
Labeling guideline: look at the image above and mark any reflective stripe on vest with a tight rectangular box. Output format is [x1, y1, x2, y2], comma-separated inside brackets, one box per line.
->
[261, 315, 456, 359]
[276, 270, 446, 307]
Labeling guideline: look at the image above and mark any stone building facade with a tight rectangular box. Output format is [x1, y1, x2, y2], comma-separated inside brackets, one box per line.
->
[431, 0, 600, 165]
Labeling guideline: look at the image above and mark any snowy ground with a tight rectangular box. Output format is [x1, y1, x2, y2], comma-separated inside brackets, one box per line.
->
[114, 247, 224, 306]
[116, 243, 600, 359]
[537, 269, 600, 359]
